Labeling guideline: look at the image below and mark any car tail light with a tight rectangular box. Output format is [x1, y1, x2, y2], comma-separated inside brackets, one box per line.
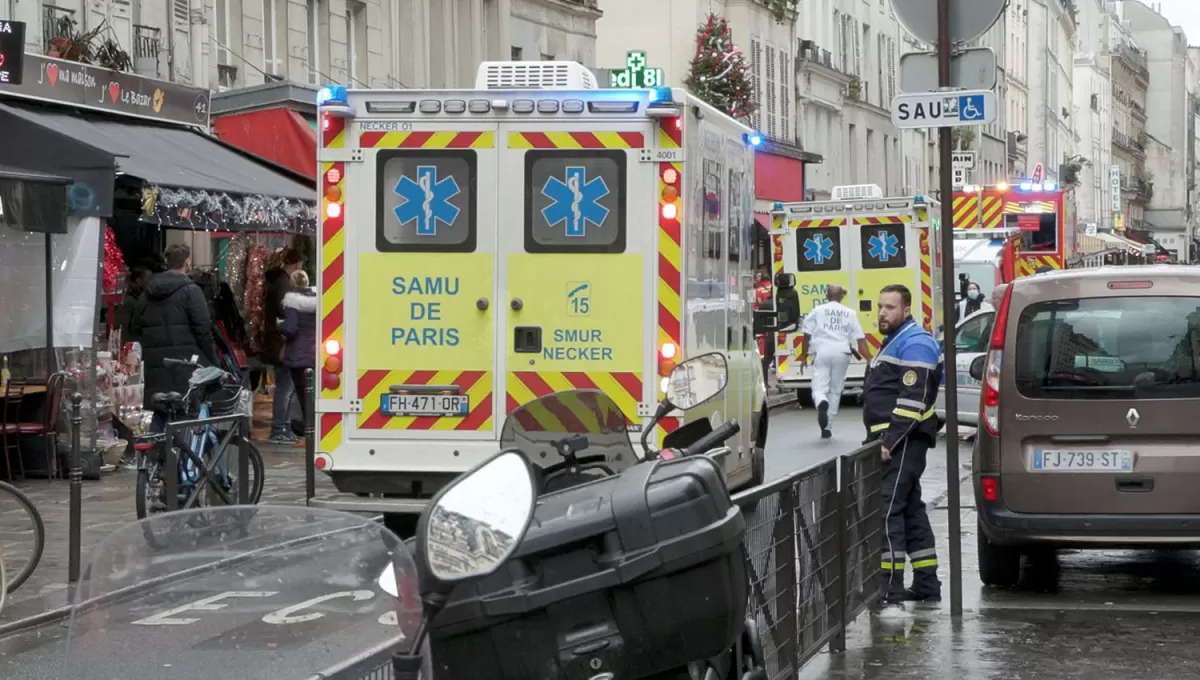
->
[980, 475, 999, 502]
[981, 284, 1013, 435]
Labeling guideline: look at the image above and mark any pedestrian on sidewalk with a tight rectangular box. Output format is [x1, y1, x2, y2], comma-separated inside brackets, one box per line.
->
[798, 285, 869, 439]
[263, 248, 304, 443]
[861, 284, 943, 604]
[129, 244, 220, 433]
[281, 269, 317, 436]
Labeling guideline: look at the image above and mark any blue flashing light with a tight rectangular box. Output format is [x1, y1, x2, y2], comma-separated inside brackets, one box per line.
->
[773, 201, 784, 210]
[914, 194, 925, 203]
[1042, 181, 1056, 191]
[648, 86, 673, 104]
[746, 132, 763, 147]
[1019, 182, 1033, 191]
[317, 85, 348, 106]
[1031, 183, 1043, 191]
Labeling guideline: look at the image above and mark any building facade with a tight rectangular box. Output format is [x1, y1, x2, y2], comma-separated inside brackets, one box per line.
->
[1109, 18, 1151, 233]
[1021, 0, 1077, 185]
[1072, 0, 1114, 231]
[15, 0, 599, 94]
[1125, 0, 1192, 254]
[1006, 0, 1031, 177]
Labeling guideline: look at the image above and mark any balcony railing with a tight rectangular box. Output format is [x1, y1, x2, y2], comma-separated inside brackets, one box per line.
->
[1113, 127, 1146, 157]
[43, 5, 76, 54]
[1114, 42, 1150, 83]
[133, 25, 161, 77]
[796, 40, 842, 74]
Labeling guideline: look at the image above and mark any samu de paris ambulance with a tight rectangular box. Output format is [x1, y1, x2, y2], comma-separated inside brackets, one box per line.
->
[311, 61, 769, 535]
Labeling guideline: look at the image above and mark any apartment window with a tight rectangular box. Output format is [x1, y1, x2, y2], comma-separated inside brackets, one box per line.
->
[853, 20, 862, 76]
[307, 0, 322, 84]
[263, 0, 281, 75]
[765, 44, 777, 139]
[877, 34, 885, 103]
[349, 1, 366, 85]
[861, 24, 870, 89]
[749, 38, 763, 132]
[886, 38, 896, 101]
[779, 49, 790, 143]
[215, 0, 231, 66]
[511, 46, 523, 60]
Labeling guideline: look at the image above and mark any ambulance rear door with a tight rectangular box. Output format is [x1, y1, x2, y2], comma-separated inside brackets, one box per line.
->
[849, 211, 923, 355]
[344, 115, 502, 465]
[496, 116, 655, 431]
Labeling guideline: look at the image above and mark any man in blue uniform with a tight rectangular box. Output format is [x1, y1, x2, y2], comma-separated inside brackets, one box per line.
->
[862, 284, 943, 603]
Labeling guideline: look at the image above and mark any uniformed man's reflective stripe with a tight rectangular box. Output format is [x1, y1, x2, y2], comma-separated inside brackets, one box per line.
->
[893, 406, 937, 421]
[909, 548, 938, 570]
[870, 422, 890, 432]
[874, 354, 938, 370]
[882, 551, 905, 570]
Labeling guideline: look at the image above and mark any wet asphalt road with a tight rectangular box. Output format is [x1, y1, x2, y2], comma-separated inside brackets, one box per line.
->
[9, 405, 1195, 679]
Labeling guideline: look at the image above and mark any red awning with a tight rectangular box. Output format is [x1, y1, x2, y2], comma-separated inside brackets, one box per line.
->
[212, 107, 316, 179]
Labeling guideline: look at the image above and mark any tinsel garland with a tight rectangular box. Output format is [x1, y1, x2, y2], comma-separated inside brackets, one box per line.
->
[141, 185, 317, 234]
[225, 234, 251, 301]
[244, 245, 270, 355]
[102, 224, 125, 293]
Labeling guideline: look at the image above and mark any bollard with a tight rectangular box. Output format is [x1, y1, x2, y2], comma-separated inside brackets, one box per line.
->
[304, 368, 316, 504]
[67, 393, 83, 589]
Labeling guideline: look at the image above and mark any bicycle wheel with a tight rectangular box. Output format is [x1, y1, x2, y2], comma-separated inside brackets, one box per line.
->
[0, 481, 46, 594]
[135, 458, 178, 550]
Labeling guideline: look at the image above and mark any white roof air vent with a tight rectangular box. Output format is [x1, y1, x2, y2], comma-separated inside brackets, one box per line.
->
[475, 61, 600, 90]
[831, 184, 884, 201]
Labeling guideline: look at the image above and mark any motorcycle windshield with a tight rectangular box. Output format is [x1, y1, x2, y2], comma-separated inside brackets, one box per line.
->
[61, 507, 421, 679]
[500, 389, 638, 474]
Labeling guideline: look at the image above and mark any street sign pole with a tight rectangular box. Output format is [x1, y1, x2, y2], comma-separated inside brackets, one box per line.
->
[936, 0, 964, 620]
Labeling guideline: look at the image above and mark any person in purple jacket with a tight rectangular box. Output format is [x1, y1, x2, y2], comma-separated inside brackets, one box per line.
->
[280, 269, 317, 428]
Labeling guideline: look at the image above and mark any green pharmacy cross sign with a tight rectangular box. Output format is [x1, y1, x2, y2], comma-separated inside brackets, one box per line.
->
[610, 51, 663, 88]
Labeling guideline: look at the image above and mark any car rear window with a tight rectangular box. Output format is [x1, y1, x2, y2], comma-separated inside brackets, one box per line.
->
[1014, 296, 1200, 399]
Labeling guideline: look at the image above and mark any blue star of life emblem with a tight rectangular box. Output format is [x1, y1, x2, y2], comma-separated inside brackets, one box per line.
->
[868, 232, 900, 262]
[803, 234, 835, 265]
[393, 166, 461, 236]
[542, 167, 610, 237]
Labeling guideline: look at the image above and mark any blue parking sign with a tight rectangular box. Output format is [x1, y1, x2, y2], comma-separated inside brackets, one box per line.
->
[958, 94, 986, 121]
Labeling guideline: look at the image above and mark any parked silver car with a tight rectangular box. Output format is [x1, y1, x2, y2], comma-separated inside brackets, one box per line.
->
[935, 307, 996, 427]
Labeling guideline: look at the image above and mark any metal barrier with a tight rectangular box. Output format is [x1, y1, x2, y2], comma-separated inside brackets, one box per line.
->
[733, 440, 883, 678]
[322, 441, 883, 680]
[161, 413, 254, 511]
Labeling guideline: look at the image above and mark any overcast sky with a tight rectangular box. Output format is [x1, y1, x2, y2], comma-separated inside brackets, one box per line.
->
[1148, 0, 1200, 45]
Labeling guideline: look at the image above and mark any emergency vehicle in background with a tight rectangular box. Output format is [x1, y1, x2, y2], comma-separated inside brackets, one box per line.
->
[769, 185, 943, 406]
[951, 179, 1078, 283]
[311, 62, 768, 533]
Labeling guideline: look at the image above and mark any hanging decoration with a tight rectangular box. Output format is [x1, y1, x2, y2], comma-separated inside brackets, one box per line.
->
[141, 185, 318, 234]
[225, 234, 251, 301]
[102, 224, 125, 293]
[684, 14, 756, 121]
[244, 244, 270, 356]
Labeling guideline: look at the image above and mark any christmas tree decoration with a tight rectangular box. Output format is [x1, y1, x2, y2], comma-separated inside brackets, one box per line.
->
[102, 224, 125, 293]
[684, 14, 756, 120]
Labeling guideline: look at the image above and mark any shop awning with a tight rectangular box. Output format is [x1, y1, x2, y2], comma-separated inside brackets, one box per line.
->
[1094, 231, 1144, 256]
[0, 101, 316, 231]
[213, 107, 317, 179]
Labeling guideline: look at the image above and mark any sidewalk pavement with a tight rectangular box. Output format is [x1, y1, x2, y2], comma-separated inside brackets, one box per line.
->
[798, 476, 1200, 680]
[0, 442, 336, 627]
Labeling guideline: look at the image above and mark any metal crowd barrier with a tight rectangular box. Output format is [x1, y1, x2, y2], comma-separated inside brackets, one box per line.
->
[321, 441, 884, 680]
[732, 440, 884, 679]
[161, 412, 254, 511]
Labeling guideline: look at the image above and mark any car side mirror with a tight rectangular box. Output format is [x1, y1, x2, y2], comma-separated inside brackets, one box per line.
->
[969, 356, 986, 381]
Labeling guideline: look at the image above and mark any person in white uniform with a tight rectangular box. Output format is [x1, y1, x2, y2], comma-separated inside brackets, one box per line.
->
[799, 285, 870, 438]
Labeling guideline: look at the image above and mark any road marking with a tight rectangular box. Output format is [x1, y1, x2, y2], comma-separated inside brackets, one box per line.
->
[132, 591, 278, 625]
[262, 590, 376, 624]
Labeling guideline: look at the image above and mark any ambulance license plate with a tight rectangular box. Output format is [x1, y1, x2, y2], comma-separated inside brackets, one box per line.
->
[381, 394, 469, 417]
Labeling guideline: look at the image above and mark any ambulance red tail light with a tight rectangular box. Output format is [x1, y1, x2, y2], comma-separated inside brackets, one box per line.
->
[981, 284, 1014, 436]
[322, 338, 342, 390]
[658, 342, 678, 379]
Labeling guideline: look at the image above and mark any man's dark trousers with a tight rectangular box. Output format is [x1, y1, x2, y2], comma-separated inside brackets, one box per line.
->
[879, 434, 940, 599]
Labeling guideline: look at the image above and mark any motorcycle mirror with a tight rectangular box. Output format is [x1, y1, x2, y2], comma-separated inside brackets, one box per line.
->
[414, 449, 538, 600]
[665, 352, 729, 411]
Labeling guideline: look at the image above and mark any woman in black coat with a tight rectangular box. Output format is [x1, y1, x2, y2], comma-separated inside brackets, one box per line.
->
[280, 270, 318, 423]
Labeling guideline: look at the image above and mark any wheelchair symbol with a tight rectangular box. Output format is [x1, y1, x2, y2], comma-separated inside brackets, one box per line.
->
[958, 94, 985, 121]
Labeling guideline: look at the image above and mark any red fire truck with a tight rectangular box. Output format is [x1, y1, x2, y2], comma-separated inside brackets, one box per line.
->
[952, 180, 1077, 281]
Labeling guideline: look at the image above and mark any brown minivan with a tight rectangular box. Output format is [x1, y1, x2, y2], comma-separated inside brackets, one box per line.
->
[971, 266, 1200, 587]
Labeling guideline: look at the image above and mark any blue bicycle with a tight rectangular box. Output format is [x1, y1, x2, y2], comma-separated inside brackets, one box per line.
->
[134, 358, 264, 548]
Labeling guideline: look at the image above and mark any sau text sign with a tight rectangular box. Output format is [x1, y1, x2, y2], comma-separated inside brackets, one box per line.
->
[891, 90, 997, 129]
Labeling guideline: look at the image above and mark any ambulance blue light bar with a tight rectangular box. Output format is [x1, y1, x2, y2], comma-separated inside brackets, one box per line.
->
[317, 85, 348, 106]
[745, 132, 763, 146]
[648, 86, 673, 104]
